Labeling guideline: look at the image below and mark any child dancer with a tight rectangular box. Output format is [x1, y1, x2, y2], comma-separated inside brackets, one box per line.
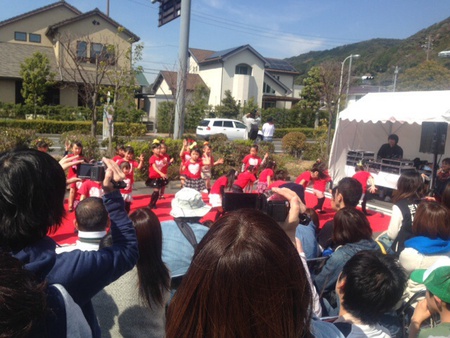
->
[179, 139, 196, 187]
[311, 161, 331, 213]
[257, 160, 275, 193]
[182, 147, 206, 192]
[146, 143, 169, 209]
[120, 161, 133, 213]
[118, 145, 144, 182]
[67, 141, 85, 212]
[352, 162, 377, 215]
[159, 141, 173, 199]
[241, 144, 268, 172]
[295, 161, 324, 189]
[113, 145, 125, 163]
[209, 169, 237, 219]
[232, 165, 257, 193]
[202, 142, 224, 192]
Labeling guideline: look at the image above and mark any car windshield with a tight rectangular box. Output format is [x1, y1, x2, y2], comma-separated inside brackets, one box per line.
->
[199, 120, 210, 127]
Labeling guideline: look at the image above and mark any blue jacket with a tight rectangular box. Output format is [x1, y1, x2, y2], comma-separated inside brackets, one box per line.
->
[14, 190, 138, 338]
[405, 236, 450, 255]
[313, 239, 380, 294]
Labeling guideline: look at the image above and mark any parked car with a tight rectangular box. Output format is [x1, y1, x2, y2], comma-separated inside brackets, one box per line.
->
[196, 118, 263, 141]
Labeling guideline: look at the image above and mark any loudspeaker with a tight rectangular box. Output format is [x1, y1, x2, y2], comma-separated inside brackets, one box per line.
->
[419, 122, 448, 154]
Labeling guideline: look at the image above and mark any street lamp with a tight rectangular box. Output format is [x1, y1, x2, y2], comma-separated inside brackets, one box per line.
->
[336, 54, 360, 114]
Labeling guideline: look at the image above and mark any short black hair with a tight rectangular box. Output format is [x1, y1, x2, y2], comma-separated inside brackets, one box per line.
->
[388, 134, 399, 144]
[337, 177, 362, 207]
[75, 197, 108, 232]
[339, 250, 407, 325]
[0, 149, 66, 251]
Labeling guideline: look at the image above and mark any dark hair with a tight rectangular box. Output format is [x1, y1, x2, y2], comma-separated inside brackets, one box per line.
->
[265, 160, 276, 170]
[412, 201, 450, 240]
[337, 177, 363, 207]
[75, 197, 108, 232]
[129, 208, 170, 309]
[441, 182, 450, 210]
[120, 161, 131, 170]
[225, 169, 237, 190]
[338, 250, 407, 325]
[152, 143, 161, 150]
[72, 141, 83, 156]
[267, 117, 273, 123]
[36, 140, 49, 149]
[0, 149, 66, 251]
[274, 169, 287, 181]
[0, 252, 48, 337]
[442, 158, 450, 166]
[311, 161, 328, 180]
[251, 144, 259, 151]
[166, 209, 312, 338]
[333, 208, 372, 246]
[115, 144, 125, 153]
[247, 164, 255, 172]
[394, 171, 424, 203]
[190, 147, 200, 155]
[124, 145, 135, 154]
[388, 134, 399, 144]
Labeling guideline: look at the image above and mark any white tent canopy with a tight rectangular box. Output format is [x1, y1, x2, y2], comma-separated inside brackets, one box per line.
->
[329, 90, 450, 184]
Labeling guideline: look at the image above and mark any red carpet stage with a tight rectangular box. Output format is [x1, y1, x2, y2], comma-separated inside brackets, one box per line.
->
[50, 192, 391, 245]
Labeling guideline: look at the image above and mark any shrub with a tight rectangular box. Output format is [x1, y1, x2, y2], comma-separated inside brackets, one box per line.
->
[0, 127, 36, 152]
[30, 136, 54, 152]
[282, 132, 307, 158]
[60, 131, 102, 162]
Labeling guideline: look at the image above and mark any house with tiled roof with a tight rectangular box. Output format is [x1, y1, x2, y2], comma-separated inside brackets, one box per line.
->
[0, 1, 139, 107]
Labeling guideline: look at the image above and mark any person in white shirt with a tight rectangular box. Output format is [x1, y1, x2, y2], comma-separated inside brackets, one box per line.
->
[262, 117, 275, 142]
[56, 197, 109, 253]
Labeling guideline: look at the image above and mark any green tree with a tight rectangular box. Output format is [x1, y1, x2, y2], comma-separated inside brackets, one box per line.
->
[20, 52, 55, 118]
[156, 101, 175, 134]
[398, 60, 450, 91]
[185, 85, 210, 132]
[241, 97, 258, 118]
[215, 90, 240, 119]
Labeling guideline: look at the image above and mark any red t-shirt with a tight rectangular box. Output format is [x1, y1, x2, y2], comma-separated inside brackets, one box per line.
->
[234, 171, 256, 189]
[113, 155, 123, 163]
[211, 175, 228, 194]
[120, 172, 134, 195]
[295, 171, 312, 188]
[259, 168, 274, 184]
[161, 154, 171, 174]
[181, 151, 191, 162]
[242, 154, 262, 170]
[149, 154, 165, 179]
[67, 153, 85, 179]
[78, 180, 103, 198]
[184, 159, 203, 179]
[353, 171, 372, 193]
[118, 159, 139, 180]
[313, 170, 331, 192]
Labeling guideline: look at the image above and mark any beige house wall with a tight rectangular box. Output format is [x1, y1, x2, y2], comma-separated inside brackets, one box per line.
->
[195, 64, 222, 107]
[0, 79, 16, 103]
[0, 7, 77, 46]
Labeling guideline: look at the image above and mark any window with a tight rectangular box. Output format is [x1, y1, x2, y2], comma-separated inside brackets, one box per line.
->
[235, 121, 246, 129]
[29, 33, 41, 43]
[235, 64, 252, 75]
[90, 43, 115, 65]
[223, 121, 233, 128]
[263, 82, 275, 94]
[76, 41, 87, 61]
[14, 32, 26, 41]
[213, 121, 223, 127]
[90, 43, 103, 63]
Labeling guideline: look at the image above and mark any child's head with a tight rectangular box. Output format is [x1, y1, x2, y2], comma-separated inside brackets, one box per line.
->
[355, 162, 365, 172]
[311, 161, 327, 179]
[160, 142, 167, 154]
[36, 140, 49, 153]
[152, 143, 161, 155]
[247, 165, 255, 173]
[274, 169, 287, 181]
[265, 160, 276, 170]
[441, 158, 450, 172]
[120, 160, 131, 175]
[124, 146, 135, 161]
[72, 141, 83, 156]
[190, 148, 201, 161]
[203, 142, 211, 154]
[250, 144, 259, 156]
[115, 145, 125, 157]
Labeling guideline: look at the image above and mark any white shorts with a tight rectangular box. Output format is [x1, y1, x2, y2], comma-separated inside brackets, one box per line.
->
[208, 193, 222, 208]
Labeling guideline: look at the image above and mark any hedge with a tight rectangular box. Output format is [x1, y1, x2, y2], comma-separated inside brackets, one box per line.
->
[0, 120, 147, 136]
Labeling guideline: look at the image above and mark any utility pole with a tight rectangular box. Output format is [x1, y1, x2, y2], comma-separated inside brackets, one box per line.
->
[174, 0, 191, 139]
[393, 66, 399, 92]
[106, 0, 110, 16]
